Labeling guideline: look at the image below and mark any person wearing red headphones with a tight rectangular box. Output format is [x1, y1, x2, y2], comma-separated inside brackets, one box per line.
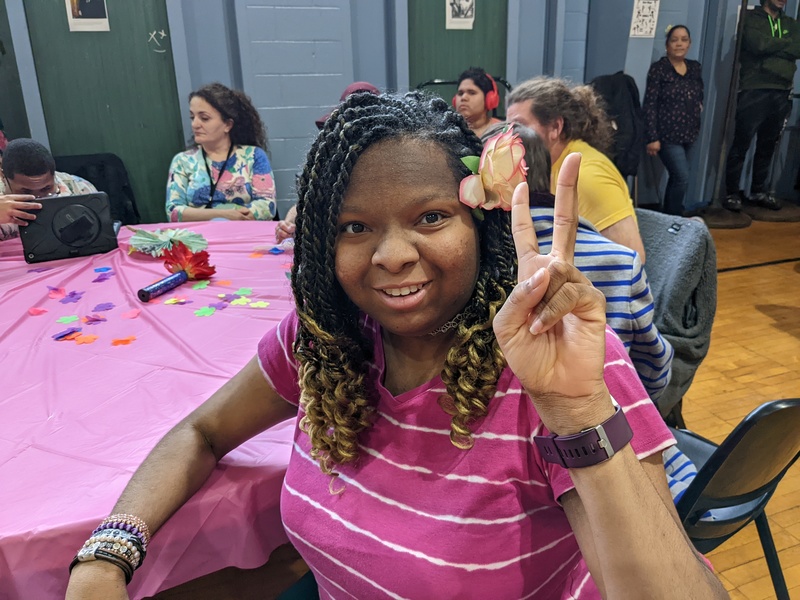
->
[454, 67, 503, 138]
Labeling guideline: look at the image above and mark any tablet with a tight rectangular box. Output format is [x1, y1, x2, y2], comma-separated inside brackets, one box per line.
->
[19, 192, 119, 264]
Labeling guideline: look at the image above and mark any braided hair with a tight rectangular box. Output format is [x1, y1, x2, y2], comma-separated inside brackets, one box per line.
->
[292, 91, 518, 475]
[189, 83, 269, 152]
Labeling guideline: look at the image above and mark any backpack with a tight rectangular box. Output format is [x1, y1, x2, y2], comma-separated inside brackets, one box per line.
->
[589, 71, 646, 178]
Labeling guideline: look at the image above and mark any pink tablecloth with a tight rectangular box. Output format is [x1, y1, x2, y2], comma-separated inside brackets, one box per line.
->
[0, 221, 296, 599]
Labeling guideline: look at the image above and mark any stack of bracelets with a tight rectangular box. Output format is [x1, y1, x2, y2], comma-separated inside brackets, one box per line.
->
[68, 514, 150, 584]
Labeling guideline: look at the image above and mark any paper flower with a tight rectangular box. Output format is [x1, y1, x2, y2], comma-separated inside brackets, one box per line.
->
[127, 227, 208, 257]
[162, 243, 216, 280]
[459, 130, 528, 213]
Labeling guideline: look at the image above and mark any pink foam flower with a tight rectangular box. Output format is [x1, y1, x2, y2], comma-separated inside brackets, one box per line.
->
[459, 130, 528, 212]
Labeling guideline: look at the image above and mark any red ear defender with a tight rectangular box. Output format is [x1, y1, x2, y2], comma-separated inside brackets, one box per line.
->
[484, 74, 500, 111]
[452, 94, 458, 109]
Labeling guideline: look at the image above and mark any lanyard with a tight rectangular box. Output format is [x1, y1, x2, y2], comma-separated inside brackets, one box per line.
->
[201, 144, 234, 207]
[768, 15, 782, 38]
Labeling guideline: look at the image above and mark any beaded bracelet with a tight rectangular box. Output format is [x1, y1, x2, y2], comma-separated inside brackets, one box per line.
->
[81, 528, 146, 569]
[69, 546, 134, 584]
[95, 513, 151, 548]
[70, 516, 151, 584]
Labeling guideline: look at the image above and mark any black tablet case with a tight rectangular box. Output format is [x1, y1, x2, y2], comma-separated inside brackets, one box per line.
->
[19, 192, 119, 264]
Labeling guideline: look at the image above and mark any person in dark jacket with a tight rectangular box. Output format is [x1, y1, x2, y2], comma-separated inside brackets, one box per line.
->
[724, 0, 800, 212]
[644, 25, 704, 216]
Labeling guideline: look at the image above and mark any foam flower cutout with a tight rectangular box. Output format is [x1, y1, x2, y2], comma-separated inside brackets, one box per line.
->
[459, 130, 528, 213]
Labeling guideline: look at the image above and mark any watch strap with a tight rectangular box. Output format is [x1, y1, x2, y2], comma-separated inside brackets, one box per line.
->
[534, 405, 632, 469]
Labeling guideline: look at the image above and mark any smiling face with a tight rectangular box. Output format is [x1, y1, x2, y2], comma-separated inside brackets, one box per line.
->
[189, 96, 232, 148]
[666, 27, 691, 60]
[334, 138, 480, 340]
[455, 78, 488, 123]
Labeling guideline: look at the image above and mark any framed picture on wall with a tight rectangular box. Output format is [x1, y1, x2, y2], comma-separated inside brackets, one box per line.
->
[65, 0, 110, 32]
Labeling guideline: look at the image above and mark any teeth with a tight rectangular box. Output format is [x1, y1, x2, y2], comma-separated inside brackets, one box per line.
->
[385, 284, 422, 297]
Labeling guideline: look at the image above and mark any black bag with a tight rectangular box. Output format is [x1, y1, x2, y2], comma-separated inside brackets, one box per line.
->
[590, 71, 646, 178]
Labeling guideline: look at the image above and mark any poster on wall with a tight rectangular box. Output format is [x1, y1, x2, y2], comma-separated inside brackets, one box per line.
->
[65, 0, 110, 32]
[629, 0, 660, 38]
[446, 0, 475, 30]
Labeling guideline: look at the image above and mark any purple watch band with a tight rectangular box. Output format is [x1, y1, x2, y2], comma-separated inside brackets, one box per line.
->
[534, 405, 633, 469]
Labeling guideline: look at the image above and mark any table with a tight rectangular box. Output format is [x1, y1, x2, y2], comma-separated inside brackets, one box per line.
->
[0, 221, 296, 599]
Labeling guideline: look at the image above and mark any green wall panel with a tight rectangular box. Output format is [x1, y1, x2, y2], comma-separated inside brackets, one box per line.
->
[0, 0, 31, 139]
[408, 0, 508, 114]
[22, 0, 183, 223]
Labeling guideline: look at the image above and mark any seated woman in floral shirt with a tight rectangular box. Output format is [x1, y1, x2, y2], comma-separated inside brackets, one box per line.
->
[166, 83, 277, 222]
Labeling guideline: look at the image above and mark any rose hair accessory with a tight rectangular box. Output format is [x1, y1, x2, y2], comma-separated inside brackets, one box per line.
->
[137, 242, 216, 303]
[459, 129, 528, 220]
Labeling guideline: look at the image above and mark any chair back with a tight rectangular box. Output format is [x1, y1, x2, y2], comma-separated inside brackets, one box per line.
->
[54, 153, 141, 225]
[636, 208, 717, 417]
[676, 399, 800, 543]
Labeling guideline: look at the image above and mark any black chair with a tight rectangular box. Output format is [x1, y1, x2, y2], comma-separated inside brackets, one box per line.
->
[672, 398, 800, 600]
[54, 153, 141, 225]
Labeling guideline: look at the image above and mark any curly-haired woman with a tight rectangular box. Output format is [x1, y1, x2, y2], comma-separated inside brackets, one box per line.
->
[166, 82, 277, 222]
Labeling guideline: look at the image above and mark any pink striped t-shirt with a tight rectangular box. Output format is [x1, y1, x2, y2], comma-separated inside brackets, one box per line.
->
[258, 312, 674, 600]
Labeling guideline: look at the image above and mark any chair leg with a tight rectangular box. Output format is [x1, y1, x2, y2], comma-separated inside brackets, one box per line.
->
[754, 512, 790, 600]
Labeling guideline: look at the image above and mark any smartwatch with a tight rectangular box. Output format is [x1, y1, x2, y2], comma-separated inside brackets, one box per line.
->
[534, 405, 632, 468]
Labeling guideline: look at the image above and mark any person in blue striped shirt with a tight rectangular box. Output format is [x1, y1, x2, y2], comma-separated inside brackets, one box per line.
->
[483, 123, 673, 404]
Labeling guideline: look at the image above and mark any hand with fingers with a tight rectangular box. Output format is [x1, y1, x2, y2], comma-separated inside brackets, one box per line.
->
[0, 194, 42, 226]
[493, 153, 614, 435]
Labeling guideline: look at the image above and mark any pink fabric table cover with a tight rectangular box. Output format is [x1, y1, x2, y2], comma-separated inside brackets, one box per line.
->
[0, 221, 296, 599]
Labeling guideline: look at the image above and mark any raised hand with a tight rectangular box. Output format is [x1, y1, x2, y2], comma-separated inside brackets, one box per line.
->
[493, 153, 613, 434]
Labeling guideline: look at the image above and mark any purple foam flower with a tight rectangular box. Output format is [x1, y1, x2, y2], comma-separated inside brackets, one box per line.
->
[92, 272, 115, 283]
[93, 302, 115, 312]
[52, 327, 82, 340]
[59, 291, 84, 304]
[208, 302, 228, 310]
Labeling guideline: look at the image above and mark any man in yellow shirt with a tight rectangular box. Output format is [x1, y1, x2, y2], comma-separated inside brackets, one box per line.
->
[507, 77, 646, 262]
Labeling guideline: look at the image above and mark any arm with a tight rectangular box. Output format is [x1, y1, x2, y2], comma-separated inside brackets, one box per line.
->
[562, 453, 726, 599]
[165, 153, 191, 222]
[248, 147, 277, 221]
[494, 159, 726, 599]
[65, 357, 298, 598]
[166, 154, 254, 222]
[575, 156, 645, 261]
[276, 204, 297, 242]
[626, 254, 673, 402]
[600, 216, 646, 263]
[642, 63, 661, 145]
[0, 194, 41, 227]
[741, 15, 790, 56]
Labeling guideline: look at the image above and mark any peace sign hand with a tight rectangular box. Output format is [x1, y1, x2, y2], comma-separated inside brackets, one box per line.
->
[493, 153, 614, 435]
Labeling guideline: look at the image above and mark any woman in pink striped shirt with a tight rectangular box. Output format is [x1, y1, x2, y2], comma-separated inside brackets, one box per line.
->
[67, 93, 727, 599]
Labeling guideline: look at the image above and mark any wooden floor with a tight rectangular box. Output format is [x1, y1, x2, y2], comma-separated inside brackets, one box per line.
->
[150, 219, 800, 600]
[687, 220, 800, 600]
